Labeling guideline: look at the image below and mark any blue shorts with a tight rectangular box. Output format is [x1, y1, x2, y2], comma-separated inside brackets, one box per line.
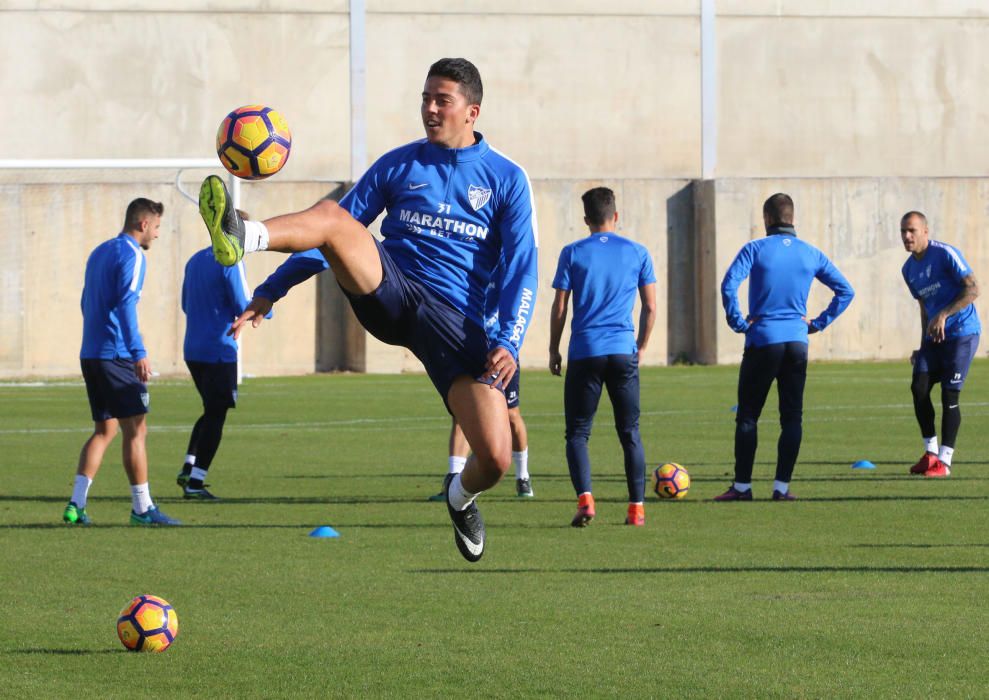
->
[80, 358, 149, 421]
[343, 239, 494, 404]
[505, 368, 520, 409]
[187, 361, 238, 409]
[914, 334, 980, 390]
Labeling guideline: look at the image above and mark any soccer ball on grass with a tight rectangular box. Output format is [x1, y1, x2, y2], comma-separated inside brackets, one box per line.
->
[652, 462, 690, 499]
[116, 595, 179, 652]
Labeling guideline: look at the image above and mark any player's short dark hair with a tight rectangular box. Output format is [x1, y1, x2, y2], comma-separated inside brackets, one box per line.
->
[901, 210, 927, 227]
[582, 187, 617, 227]
[123, 198, 164, 231]
[427, 58, 483, 105]
[763, 193, 794, 226]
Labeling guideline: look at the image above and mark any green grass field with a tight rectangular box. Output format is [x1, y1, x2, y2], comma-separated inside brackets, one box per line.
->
[2, 361, 987, 698]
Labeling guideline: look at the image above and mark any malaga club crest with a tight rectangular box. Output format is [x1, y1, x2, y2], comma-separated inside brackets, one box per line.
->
[468, 184, 492, 211]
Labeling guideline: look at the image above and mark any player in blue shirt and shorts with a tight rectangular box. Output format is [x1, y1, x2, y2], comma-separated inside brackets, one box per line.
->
[177, 234, 256, 500]
[900, 211, 980, 478]
[64, 198, 180, 527]
[549, 187, 657, 527]
[197, 58, 538, 562]
[717, 193, 854, 501]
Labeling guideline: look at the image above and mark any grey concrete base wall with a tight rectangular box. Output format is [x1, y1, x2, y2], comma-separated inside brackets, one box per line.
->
[3, 176, 987, 378]
[695, 178, 989, 366]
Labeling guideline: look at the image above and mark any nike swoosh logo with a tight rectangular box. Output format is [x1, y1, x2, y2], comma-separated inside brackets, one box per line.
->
[454, 525, 483, 556]
[948, 404, 959, 408]
[408, 182, 429, 190]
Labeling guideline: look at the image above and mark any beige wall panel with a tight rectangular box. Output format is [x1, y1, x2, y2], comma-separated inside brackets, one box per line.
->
[4, 2, 348, 10]
[232, 181, 343, 376]
[364, 13, 701, 179]
[0, 179, 330, 379]
[367, 1, 697, 14]
[524, 178, 682, 369]
[707, 178, 989, 365]
[718, 1, 989, 18]
[2, 11, 350, 181]
[718, 16, 989, 177]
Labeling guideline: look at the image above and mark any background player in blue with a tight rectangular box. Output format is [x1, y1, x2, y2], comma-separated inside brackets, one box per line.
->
[717, 193, 854, 502]
[64, 198, 180, 527]
[198, 58, 538, 562]
[178, 213, 259, 500]
[549, 187, 657, 528]
[900, 211, 980, 478]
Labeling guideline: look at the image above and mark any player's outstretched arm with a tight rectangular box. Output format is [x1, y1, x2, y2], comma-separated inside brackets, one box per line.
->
[229, 297, 274, 339]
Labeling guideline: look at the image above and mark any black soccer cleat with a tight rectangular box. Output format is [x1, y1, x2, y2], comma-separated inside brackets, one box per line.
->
[445, 478, 485, 563]
[183, 485, 220, 501]
[199, 175, 246, 266]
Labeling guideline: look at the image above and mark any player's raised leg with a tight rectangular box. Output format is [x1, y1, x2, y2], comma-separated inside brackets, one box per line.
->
[443, 376, 512, 562]
[199, 176, 382, 296]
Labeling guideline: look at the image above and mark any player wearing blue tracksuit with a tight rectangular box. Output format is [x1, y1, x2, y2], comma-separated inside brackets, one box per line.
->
[717, 193, 854, 501]
[199, 58, 538, 562]
[66, 197, 179, 527]
[900, 211, 980, 477]
[549, 187, 657, 528]
[177, 249, 254, 499]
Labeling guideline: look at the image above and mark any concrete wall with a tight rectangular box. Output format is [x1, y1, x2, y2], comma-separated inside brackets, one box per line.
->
[3, 3, 989, 376]
[695, 178, 989, 365]
[0, 176, 337, 377]
[5, 3, 988, 180]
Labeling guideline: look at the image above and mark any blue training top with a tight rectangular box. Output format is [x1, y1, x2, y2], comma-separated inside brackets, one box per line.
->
[721, 226, 854, 348]
[254, 133, 539, 361]
[182, 247, 252, 363]
[80, 232, 147, 360]
[552, 233, 656, 361]
[901, 240, 981, 339]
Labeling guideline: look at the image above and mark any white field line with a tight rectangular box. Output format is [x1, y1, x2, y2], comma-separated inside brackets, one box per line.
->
[4, 402, 989, 435]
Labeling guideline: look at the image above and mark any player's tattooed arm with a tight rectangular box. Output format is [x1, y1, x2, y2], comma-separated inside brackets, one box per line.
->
[927, 274, 979, 343]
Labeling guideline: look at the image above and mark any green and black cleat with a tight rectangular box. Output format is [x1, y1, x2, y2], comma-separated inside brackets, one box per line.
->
[199, 175, 245, 266]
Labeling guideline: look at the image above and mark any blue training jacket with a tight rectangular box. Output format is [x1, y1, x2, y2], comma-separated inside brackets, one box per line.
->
[182, 247, 252, 363]
[80, 232, 147, 360]
[552, 233, 656, 361]
[901, 240, 981, 339]
[721, 226, 854, 348]
[254, 133, 539, 361]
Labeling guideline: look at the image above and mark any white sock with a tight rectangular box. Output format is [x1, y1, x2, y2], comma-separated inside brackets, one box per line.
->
[448, 456, 467, 475]
[131, 483, 154, 514]
[924, 436, 938, 455]
[733, 482, 752, 493]
[448, 472, 478, 512]
[243, 220, 269, 254]
[71, 475, 93, 509]
[513, 449, 529, 480]
[773, 480, 789, 495]
[938, 445, 954, 466]
[184, 454, 196, 466]
[190, 467, 208, 482]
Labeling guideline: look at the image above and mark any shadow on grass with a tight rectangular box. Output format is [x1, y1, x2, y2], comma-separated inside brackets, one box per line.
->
[8, 648, 124, 655]
[850, 543, 989, 549]
[412, 565, 989, 575]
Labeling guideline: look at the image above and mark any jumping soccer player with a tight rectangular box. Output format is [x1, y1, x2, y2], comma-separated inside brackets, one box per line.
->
[549, 187, 657, 527]
[65, 197, 180, 527]
[900, 211, 980, 477]
[198, 58, 538, 562]
[178, 218, 259, 500]
[717, 193, 854, 501]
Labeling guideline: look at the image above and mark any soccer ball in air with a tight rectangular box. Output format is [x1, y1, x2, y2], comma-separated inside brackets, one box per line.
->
[652, 463, 690, 499]
[215, 105, 292, 180]
[116, 595, 179, 652]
